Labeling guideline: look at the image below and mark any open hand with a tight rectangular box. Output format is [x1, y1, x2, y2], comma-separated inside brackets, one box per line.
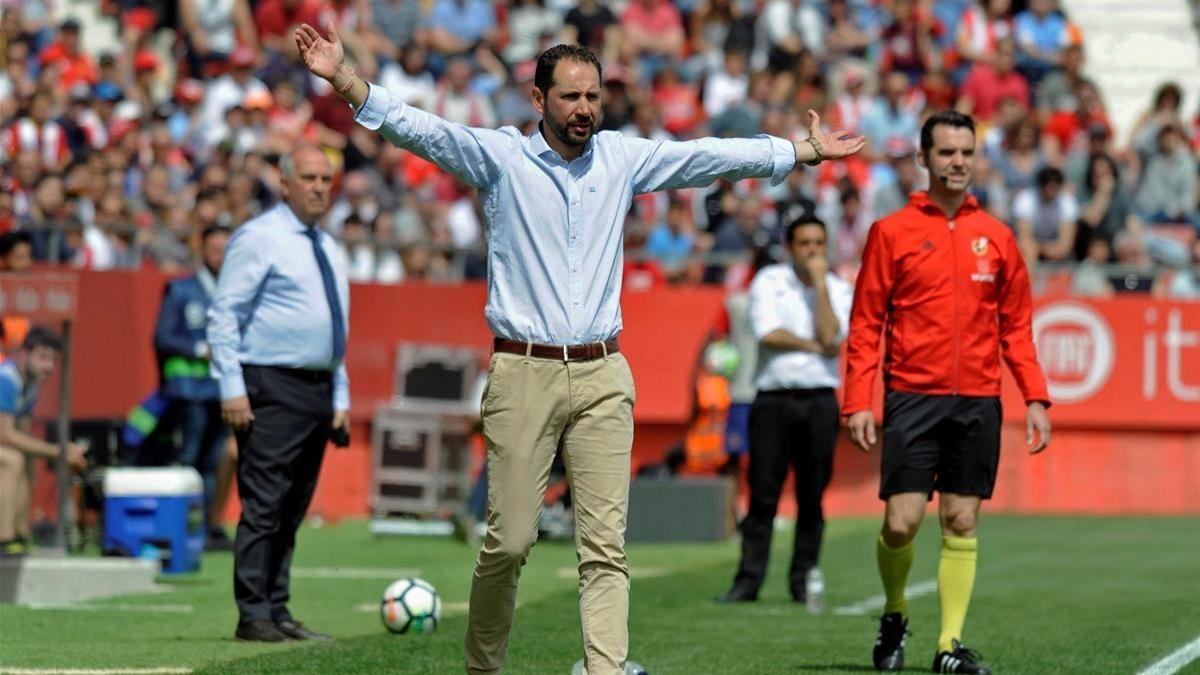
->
[295, 22, 345, 80]
[807, 110, 866, 160]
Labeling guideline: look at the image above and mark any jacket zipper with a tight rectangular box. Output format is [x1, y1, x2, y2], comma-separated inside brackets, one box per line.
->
[948, 217, 959, 395]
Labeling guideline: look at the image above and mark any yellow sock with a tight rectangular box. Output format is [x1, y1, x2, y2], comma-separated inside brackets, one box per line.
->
[937, 536, 978, 653]
[876, 535, 914, 617]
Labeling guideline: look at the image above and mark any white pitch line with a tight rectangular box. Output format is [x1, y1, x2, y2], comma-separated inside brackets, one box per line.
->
[833, 578, 938, 616]
[0, 669, 191, 674]
[1135, 635, 1200, 675]
[22, 603, 194, 614]
[291, 567, 420, 579]
[1, 662, 192, 667]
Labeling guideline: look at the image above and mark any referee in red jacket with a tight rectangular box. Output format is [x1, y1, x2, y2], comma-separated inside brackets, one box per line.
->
[843, 111, 1052, 675]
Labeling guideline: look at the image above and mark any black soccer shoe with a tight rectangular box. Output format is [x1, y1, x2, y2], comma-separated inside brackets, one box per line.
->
[931, 640, 991, 674]
[873, 612, 908, 671]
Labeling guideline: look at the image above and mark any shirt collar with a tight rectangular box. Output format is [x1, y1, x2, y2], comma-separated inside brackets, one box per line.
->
[276, 201, 318, 234]
[907, 191, 981, 218]
[528, 123, 595, 163]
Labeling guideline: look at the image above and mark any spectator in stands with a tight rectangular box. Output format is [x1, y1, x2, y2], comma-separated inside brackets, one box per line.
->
[703, 50, 750, 120]
[1076, 153, 1141, 260]
[2, 90, 71, 172]
[1159, 240, 1200, 299]
[1013, 166, 1077, 264]
[824, 0, 875, 62]
[1136, 124, 1198, 227]
[1042, 80, 1109, 165]
[255, 0, 329, 57]
[431, 56, 497, 128]
[955, 0, 1013, 70]
[1013, 0, 1068, 83]
[1063, 122, 1111, 190]
[689, 0, 755, 77]
[1035, 43, 1093, 115]
[956, 37, 1028, 123]
[152, 225, 234, 551]
[37, 19, 98, 93]
[620, 0, 686, 81]
[0, 327, 87, 557]
[880, 0, 943, 83]
[427, 0, 499, 57]
[378, 44, 436, 110]
[861, 71, 920, 161]
[563, 0, 620, 64]
[623, 219, 667, 292]
[868, 142, 922, 223]
[364, 0, 424, 62]
[1129, 83, 1186, 160]
[755, 0, 826, 75]
[646, 198, 699, 275]
[505, 0, 562, 64]
[991, 117, 1044, 194]
[201, 46, 269, 134]
[495, 60, 540, 130]
[1070, 236, 1113, 298]
[1110, 231, 1159, 294]
[178, 0, 257, 77]
[651, 65, 703, 137]
[1, 40, 36, 121]
[0, 231, 33, 272]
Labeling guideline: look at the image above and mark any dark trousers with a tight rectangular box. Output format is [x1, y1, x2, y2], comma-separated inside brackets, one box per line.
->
[733, 388, 839, 596]
[233, 365, 332, 623]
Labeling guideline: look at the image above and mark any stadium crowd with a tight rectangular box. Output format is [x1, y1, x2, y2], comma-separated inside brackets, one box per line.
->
[1, 0, 1198, 296]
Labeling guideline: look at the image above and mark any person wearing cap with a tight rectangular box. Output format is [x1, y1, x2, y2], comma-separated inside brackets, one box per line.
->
[37, 19, 98, 92]
[201, 45, 269, 132]
[298, 26, 864, 674]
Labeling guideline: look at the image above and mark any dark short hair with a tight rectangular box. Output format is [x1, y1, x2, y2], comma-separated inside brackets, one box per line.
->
[201, 224, 231, 243]
[23, 326, 62, 352]
[785, 215, 827, 244]
[535, 44, 602, 95]
[920, 110, 976, 155]
[1036, 166, 1065, 188]
[0, 231, 32, 257]
[1153, 82, 1183, 110]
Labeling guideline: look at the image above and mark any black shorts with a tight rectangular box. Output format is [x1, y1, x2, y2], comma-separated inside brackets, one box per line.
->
[879, 391, 1002, 500]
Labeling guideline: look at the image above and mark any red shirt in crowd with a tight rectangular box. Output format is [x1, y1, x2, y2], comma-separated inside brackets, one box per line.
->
[843, 192, 1049, 414]
[38, 42, 98, 92]
[255, 0, 328, 40]
[959, 63, 1030, 121]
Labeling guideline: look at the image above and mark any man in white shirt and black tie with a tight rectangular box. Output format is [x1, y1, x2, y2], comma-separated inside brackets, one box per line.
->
[719, 215, 853, 611]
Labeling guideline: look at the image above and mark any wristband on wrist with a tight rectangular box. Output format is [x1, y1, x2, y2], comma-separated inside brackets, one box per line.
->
[803, 136, 824, 166]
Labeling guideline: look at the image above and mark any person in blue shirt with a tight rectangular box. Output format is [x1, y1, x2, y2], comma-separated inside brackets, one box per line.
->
[297, 24, 864, 674]
[0, 327, 87, 557]
[151, 224, 234, 551]
[207, 146, 350, 643]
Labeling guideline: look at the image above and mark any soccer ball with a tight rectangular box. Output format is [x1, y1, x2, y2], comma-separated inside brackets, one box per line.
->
[380, 577, 441, 635]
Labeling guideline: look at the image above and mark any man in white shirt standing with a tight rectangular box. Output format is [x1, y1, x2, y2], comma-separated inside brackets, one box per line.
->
[295, 23, 864, 674]
[718, 214, 852, 612]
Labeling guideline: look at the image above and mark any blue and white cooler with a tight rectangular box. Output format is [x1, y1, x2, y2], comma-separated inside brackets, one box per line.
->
[103, 467, 205, 574]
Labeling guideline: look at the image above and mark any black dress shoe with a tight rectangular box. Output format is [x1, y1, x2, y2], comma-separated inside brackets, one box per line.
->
[276, 619, 333, 641]
[235, 620, 292, 642]
[715, 586, 758, 603]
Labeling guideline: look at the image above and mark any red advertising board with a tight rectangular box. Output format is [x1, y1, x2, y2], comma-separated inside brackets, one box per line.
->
[0, 272, 79, 322]
[1000, 297, 1200, 430]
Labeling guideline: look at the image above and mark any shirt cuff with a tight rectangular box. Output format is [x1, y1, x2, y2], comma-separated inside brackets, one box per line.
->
[761, 134, 798, 186]
[352, 82, 389, 131]
[219, 374, 246, 401]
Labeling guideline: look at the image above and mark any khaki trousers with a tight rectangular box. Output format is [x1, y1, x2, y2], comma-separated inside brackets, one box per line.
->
[0, 445, 34, 542]
[465, 349, 636, 675]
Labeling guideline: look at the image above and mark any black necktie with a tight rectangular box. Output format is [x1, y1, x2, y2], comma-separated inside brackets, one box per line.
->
[304, 228, 346, 361]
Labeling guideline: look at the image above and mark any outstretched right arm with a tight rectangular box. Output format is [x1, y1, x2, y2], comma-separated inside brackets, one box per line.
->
[295, 22, 515, 189]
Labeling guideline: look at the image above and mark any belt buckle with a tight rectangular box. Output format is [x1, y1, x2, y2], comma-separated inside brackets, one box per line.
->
[562, 344, 569, 362]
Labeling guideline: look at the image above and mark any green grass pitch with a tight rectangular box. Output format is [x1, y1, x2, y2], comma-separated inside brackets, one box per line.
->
[1, 515, 1197, 674]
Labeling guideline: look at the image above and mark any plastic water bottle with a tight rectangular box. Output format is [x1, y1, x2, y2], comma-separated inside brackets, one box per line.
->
[806, 567, 826, 615]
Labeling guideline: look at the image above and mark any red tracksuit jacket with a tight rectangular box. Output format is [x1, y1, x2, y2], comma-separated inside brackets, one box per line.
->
[843, 192, 1050, 414]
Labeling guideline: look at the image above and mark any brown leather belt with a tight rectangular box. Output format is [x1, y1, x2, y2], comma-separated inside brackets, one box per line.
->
[493, 337, 619, 362]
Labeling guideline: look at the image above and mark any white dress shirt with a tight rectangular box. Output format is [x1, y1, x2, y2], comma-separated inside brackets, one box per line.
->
[749, 263, 853, 391]
[207, 203, 351, 409]
[354, 82, 797, 344]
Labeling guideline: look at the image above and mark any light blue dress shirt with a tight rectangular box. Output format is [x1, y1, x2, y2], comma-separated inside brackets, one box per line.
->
[207, 202, 351, 410]
[354, 82, 797, 344]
